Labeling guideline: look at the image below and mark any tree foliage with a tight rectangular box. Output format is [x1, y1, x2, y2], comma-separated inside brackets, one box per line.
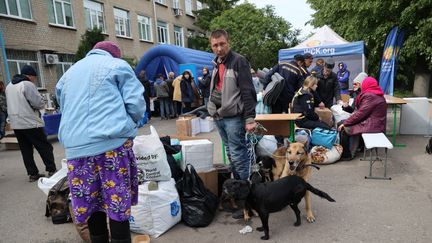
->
[307, 0, 432, 89]
[75, 28, 105, 62]
[193, 0, 240, 31]
[209, 3, 300, 69]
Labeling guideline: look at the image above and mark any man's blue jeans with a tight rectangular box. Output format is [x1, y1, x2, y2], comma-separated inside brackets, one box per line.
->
[215, 116, 250, 180]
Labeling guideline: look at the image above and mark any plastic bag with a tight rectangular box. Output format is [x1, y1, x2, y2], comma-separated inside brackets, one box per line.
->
[331, 104, 351, 124]
[38, 160, 68, 195]
[255, 135, 277, 157]
[130, 178, 181, 238]
[133, 126, 171, 181]
[176, 164, 219, 227]
[311, 128, 338, 149]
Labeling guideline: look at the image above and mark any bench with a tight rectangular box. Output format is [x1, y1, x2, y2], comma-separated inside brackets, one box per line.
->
[361, 133, 393, 180]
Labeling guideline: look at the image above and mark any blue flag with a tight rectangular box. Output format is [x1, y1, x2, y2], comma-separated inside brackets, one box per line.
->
[378, 26, 405, 95]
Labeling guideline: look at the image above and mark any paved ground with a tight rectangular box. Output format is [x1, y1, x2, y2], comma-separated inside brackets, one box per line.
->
[1, 114, 432, 243]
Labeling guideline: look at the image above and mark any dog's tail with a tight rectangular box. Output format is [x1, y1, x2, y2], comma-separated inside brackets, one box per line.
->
[305, 183, 336, 202]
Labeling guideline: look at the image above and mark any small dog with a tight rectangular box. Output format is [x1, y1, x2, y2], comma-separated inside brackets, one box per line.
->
[223, 176, 335, 240]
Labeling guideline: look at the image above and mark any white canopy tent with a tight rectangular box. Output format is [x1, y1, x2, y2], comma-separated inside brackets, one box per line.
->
[279, 25, 366, 87]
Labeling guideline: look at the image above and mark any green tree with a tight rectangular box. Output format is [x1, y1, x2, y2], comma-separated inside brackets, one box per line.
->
[209, 3, 300, 69]
[307, 0, 432, 95]
[75, 28, 105, 62]
[189, 0, 240, 50]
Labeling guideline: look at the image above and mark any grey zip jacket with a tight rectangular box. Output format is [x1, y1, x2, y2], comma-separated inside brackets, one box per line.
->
[6, 74, 45, 129]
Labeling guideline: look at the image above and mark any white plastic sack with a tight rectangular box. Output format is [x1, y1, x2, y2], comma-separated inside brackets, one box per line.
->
[331, 104, 351, 124]
[133, 126, 171, 181]
[130, 178, 181, 238]
[37, 160, 68, 195]
[256, 135, 278, 157]
[310, 144, 343, 164]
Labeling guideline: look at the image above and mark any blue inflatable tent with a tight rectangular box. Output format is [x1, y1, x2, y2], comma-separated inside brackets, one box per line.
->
[278, 25, 366, 86]
[136, 44, 215, 81]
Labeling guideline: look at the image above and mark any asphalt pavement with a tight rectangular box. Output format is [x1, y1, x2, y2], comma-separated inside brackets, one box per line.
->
[1, 115, 432, 243]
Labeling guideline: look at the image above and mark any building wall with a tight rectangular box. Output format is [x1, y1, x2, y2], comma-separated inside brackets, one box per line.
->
[0, 0, 203, 93]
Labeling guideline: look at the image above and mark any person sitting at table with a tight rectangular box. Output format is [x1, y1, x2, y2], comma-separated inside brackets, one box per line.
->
[292, 76, 331, 130]
[337, 77, 387, 160]
[342, 72, 368, 113]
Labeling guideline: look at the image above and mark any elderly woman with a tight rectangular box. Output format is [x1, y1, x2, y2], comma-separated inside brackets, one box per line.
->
[56, 41, 145, 243]
[342, 72, 368, 113]
[338, 77, 387, 160]
[292, 76, 331, 130]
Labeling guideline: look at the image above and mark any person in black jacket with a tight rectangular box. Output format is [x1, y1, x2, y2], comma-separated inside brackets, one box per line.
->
[316, 59, 342, 108]
[292, 76, 331, 130]
[265, 54, 305, 113]
[198, 67, 211, 107]
[138, 70, 151, 120]
[180, 70, 195, 113]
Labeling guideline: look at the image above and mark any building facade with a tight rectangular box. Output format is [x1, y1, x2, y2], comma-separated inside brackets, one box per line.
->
[0, 0, 205, 93]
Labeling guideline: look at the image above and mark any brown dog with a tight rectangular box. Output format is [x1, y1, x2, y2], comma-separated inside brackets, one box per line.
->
[273, 142, 317, 223]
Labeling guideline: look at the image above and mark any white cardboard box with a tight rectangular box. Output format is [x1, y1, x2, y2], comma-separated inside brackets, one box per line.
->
[200, 117, 214, 133]
[180, 139, 214, 172]
[190, 117, 201, 136]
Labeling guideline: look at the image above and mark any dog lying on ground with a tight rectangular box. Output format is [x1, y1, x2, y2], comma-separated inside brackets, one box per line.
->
[273, 142, 319, 223]
[222, 176, 335, 240]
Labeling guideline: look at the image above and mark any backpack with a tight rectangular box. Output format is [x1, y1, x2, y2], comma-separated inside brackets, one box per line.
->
[45, 176, 72, 224]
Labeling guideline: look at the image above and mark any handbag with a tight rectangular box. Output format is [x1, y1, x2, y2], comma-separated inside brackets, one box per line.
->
[210, 88, 222, 107]
[311, 128, 337, 149]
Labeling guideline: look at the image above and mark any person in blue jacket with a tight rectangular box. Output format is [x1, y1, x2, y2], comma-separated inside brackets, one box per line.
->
[56, 41, 145, 243]
[337, 62, 350, 94]
[180, 70, 195, 113]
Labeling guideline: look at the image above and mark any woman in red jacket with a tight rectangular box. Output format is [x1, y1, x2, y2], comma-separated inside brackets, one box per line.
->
[338, 77, 387, 160]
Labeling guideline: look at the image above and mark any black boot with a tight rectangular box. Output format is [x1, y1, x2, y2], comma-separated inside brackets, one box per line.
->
[90, 233, 109, 243]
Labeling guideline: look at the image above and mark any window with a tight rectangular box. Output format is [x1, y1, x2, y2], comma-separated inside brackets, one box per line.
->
[174, 26, 183, 47]
[0, 0, 32, 19]
[114, 8, 131, 37]
[196, 1, 203, 11]
[84, 0, 105, 33]
[6, 49, 43, 88]
[55, 54, 74, 80]
[172, 0, 180, 9]
[185, 0, 193, 15]
[157, 21, 169, 44]
[138, 15, 152, 42]
[155, 0, 166, 5]
[48, 0, 75, 27]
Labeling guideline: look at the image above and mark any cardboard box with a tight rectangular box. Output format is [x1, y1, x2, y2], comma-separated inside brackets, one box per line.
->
[197, 169, 218, 196]
[176, 116, 194, 136]
[200, 117, 214, 133]
[315, 107, 333, 127]
[190, 117, 201, 136]
[180, 139, 214, 172]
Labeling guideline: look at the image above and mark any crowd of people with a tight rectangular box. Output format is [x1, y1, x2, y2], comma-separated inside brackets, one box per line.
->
[0, 27, 389, 242]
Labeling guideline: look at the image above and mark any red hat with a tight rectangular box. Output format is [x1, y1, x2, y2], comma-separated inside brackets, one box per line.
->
[93, 41, 121, 58]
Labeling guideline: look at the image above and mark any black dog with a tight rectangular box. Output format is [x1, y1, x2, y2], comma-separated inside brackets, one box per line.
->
[223, 176, 335, 240]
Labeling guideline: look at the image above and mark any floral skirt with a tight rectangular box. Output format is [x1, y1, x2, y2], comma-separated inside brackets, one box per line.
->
[67, 139, 138, 224]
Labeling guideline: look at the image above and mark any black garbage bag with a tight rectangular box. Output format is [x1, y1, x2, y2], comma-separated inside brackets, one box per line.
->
[159, 136, 184, 182]
[176, 164, 219, 227]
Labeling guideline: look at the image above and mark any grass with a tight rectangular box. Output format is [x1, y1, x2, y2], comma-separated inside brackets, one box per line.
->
[393, 89, 414, 98]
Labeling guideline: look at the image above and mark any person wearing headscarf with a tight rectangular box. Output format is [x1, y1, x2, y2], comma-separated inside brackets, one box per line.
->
[342, 72, 368, 112]
[56, 41, 145, 243]
[338, 77, 386, 160]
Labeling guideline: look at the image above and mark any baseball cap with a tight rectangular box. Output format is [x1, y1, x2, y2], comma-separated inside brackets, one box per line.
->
[20, 65, 37, 76]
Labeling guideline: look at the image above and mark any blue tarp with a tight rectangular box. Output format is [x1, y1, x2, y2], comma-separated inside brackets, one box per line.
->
[135, 44, 214, 80]
[278, 41, 365, 61]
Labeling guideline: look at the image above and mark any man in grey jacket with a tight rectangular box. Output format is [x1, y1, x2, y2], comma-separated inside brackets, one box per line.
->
[208, 29, 257, 180]
[6, 65, 57, 182]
